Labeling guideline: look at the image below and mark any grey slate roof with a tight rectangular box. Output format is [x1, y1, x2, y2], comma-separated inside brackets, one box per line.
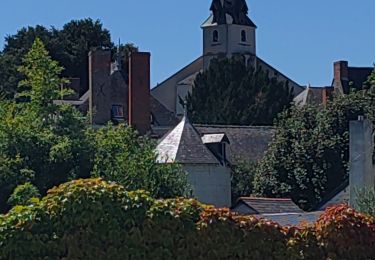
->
[150, 96, 179, 127]
[234, 197, 304, 215]
[156, 117, 220, 165]
[195, 125, 274, 163]
[261, 212, 323, 227]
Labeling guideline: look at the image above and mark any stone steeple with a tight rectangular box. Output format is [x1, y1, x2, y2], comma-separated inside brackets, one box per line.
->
[202, 0, 257, 69]
[209, 0, 256, 27]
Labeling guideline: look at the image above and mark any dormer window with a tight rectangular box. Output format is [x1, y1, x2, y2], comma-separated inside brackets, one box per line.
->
[213, 30, 219, 43]
[241, 30, 247, 42]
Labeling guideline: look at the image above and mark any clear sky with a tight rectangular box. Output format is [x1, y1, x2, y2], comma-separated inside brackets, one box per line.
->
[1, 0, 374, 87]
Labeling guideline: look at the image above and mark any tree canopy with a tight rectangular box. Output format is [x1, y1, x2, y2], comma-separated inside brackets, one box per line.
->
[186, 56, 293, 125]
[0, 18, 127, 98]
[254, 89, 375, 210]
[0, 39, 187, 213]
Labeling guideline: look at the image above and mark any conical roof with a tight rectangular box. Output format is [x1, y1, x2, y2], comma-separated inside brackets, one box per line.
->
[156, 117, 220, 164]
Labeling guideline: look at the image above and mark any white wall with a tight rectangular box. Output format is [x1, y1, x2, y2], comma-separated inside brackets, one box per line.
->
[184, 164, 231, 207]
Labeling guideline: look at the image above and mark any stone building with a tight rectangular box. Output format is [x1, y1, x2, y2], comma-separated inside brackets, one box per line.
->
[151, 0, 304, 117]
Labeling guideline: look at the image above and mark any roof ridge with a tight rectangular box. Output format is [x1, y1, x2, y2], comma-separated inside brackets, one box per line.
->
[194, 124, 275, 129]
[239, 197, 293, 201]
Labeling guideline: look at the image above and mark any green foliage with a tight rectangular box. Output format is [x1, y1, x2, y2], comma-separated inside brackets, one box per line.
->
[186, 56, 293, 125]
[254, 91, 374, 210]
[0, 19, 113, 98]
[356, 188, 375, 217]
[92, 124, 189, 199]
[1, 179, 374, 259]
[18, 38, 70, 116]
[7, 182, 40, 207]
[231, 160, 257, 202]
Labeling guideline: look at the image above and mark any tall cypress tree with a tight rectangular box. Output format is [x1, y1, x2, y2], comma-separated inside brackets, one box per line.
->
[186, 56, 293, 125]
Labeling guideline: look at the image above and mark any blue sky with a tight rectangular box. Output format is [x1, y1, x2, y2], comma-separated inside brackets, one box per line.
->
[1, 0, 374, 87]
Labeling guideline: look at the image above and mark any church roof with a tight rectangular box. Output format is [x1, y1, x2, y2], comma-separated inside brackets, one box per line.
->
[156, 117, 220, 165]
[203, 0, 257, 28]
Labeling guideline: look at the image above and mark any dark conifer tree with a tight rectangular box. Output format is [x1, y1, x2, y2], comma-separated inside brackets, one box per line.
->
[186, 56, 293, 125]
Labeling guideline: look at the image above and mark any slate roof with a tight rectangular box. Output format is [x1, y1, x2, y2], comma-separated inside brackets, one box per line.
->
[195, 125, 274, 163]
[348, 67, 373, 91]
[150, 96, 179, 127]
[294, 86, 333, 106]
[336, 67, 373, 94]
[261, 212, 323, 227]
[156, 117, 220, 165]
[234, 197, 304, 215]
[201, 14, 256, 28]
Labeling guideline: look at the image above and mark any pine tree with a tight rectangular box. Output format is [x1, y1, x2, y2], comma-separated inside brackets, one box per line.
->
[186, 56, 293, 125]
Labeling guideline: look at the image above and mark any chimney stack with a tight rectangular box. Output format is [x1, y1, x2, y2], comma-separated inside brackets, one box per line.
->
[128, 52, 151, 135]
[89, 49, 111, 124]
[334, 61, 349, 82]
[349, 117, 375, 209]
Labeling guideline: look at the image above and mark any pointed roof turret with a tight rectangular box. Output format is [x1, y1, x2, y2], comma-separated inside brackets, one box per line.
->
[156, 116, 220, 164]
[203, 0, 256, 27]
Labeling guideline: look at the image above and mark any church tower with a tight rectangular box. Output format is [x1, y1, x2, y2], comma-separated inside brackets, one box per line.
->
[201, 0, 257, 69]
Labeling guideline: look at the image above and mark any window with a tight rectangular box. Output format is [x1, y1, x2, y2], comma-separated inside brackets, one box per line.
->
[213, 30, 219, 43]
[241, 30, 247, 42]
[111, 105, 124, 119]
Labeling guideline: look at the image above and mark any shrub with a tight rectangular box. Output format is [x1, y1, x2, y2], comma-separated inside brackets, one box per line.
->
[7, 182, 40, 207]
[315, 205, 375, 260]
[1, 179, 374, 260]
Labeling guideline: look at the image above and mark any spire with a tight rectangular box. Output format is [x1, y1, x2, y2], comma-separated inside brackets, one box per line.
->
[207, 0, 256, 27]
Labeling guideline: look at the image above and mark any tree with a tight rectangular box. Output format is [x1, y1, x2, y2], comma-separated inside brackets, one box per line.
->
[0, 19, 113, 98]
[18, 38, 70, 116]
[57, 18, 113, 94]
[91, 124, 189, 198]
[186, 56, 293, 125]
[231, 161, 257, 203]
[254, 91, 374, 210]
[0, 39, 92, 212]
[7, 182, 40, 207]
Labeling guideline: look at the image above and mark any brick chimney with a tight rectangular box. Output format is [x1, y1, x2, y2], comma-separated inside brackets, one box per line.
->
[128, 52, 151, 135]
[334, 61, 349, 82]
[88, 49, 111, 124]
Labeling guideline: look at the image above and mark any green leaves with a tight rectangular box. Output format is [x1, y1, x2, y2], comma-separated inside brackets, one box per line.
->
[254, 91, 375, 210]
[92, 124, 189, 199]
[186, 56, 293, 126]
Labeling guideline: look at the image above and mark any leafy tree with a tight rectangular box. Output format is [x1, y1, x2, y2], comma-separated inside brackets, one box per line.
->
[18, 38, 70, 116]
[91, 124, 189, 198]
[254, 91, 374, 210]
[0, 25, 61, 98]
[7, 182, 40, 207]
[186, 56, 293, 125]
[0, 39, 92, 212]
[0, 19, 113, 98]
[231, 161, 257, 202]
[57, 18, 113, 94]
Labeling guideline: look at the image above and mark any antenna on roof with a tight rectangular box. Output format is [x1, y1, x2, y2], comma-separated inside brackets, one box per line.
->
[114, 38, 122, 71]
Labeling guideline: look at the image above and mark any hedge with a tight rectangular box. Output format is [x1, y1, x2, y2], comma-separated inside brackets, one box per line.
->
[0, 178, 374, 260]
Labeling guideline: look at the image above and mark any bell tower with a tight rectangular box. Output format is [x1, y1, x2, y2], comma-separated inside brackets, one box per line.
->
[202, 0, 257, 69]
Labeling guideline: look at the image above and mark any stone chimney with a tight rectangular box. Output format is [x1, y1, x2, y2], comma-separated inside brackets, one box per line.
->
[334, 61, 349, 82]
[128, 52, 151, 135]
[349, 117, 375, 208]
[89, 49, 111, 124]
